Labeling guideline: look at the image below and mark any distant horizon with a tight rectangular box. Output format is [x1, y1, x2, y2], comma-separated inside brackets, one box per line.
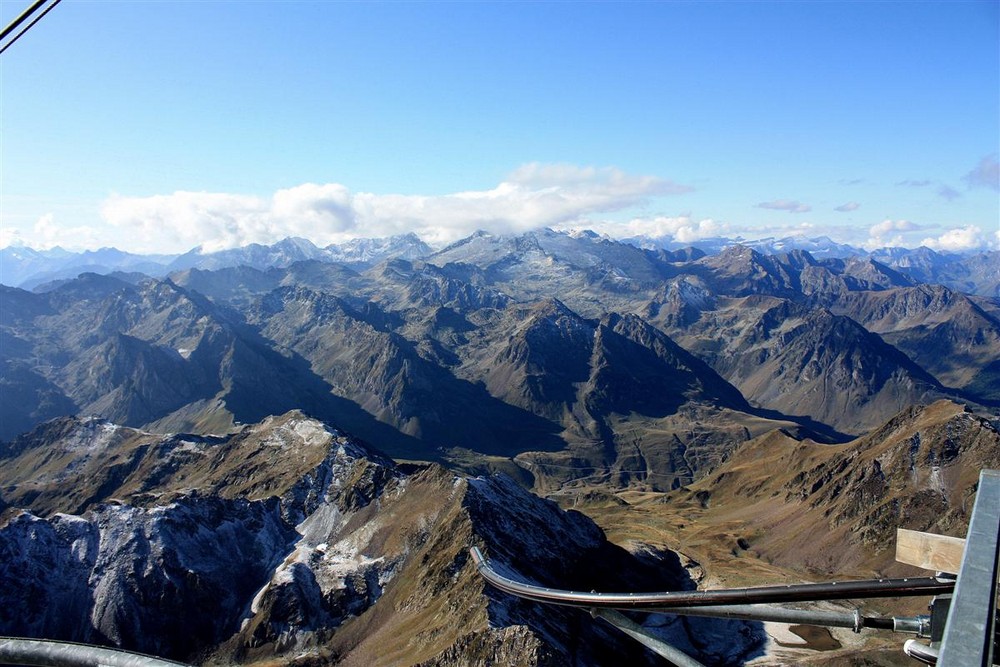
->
[3, 224, 996, 259]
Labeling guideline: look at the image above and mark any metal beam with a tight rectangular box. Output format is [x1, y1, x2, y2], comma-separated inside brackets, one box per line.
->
[937, 469, 1000, 666]
[591, 608, 707, 667]
[638, 604, 924, 633]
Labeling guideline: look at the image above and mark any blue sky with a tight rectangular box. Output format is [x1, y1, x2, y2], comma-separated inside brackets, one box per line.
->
[1, 0, 997, 253]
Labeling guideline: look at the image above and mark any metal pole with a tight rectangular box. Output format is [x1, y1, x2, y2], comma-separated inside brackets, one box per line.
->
[0, 0, 48, 42]
[591, 608, 707, 667]
[937, 469, 1000, 666]
[0, 0, 63, 55]
[904, 639, 940, 665]
[636, 604, 930, 634]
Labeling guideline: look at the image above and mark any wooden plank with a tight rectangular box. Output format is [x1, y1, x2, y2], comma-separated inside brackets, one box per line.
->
[896, 528, 966, 574]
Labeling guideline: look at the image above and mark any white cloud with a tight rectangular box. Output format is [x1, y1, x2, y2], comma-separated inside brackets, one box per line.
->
[20, 213, 106, 251]
[33, 213, 63, 248]
[507, 163, 692, 197]
[921, 225, 995, 252]
[866, 219, 923, 249]
[756, 199, 811, 213]
[102, 191, 269, 253]
[568, 215, 729, 243]
[963, 154, 1000, 191]
[834, 202, 860, 212]
[271, 183, 356, 232]
[0, 227, 24, 248]
[98, 164, 692, 253]
[869, 219, 921, 237]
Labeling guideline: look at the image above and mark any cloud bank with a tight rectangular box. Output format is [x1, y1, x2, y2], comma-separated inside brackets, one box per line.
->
[570, 215, 730, 244]
[863, 218, 997, 252]
[101, 164, 691, 253]
[756, 199, 812, 213]
[921, 225, 996, 252]
[866, 219, 923, 249]
[13, 162, 995, 255]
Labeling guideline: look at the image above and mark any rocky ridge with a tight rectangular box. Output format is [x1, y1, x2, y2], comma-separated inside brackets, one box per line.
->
[0, 411, 764, 665]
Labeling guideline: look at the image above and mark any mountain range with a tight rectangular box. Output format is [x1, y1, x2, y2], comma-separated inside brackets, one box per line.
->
[3, 231, 997, 297]
[3, 402, 997, 664]
[2, 229, 997, 490]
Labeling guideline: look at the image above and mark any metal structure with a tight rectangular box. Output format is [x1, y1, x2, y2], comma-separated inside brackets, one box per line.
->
[591, 609, 706, 667]
[471, 547, 944, 665]
[905, 469, 1000, 665]
[471, 469, 1000, 666]
[0, 638, 190, 667]
[470, 547, 952, 609]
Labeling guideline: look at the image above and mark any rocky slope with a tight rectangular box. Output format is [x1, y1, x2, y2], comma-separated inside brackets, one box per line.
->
[0, 411, 763, 666]
[656, 295, 946, 435]
[824, 284, 1000, 395]
[667, 400, 1000, 574]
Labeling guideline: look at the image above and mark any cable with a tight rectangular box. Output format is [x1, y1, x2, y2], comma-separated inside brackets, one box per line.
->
[0, 0, 48, 42]
[0, 0, 63, 55]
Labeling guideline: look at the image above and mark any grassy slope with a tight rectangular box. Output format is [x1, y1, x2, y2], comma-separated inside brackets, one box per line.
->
[557, 400, 1000, 665]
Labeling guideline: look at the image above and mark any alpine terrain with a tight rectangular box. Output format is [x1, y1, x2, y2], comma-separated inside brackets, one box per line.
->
[1, 229, 998, 665]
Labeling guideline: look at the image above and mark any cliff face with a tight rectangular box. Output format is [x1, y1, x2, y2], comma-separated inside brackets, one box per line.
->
[0, 498, 295, 657]
[0, 412, 763, 665]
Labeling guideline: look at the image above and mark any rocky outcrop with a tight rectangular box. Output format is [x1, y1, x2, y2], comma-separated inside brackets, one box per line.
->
[0, 412, 763, 665]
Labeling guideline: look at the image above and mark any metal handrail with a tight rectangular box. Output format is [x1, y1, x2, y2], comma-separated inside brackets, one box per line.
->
[469, 546, 954, 609]
[0, 637, 191, 667]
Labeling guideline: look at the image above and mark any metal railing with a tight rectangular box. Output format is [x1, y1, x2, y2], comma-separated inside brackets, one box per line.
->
[0, 638, 190, 667]
[471, 468, 1000, 666]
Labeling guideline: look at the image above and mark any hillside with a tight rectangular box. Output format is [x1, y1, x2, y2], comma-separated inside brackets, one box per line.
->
[561, 400, 1000, 664]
